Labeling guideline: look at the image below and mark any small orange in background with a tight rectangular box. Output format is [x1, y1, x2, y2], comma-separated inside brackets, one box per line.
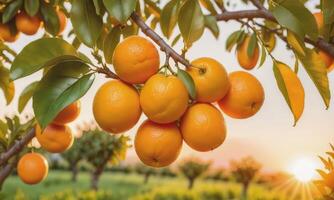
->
[237, 36, 259, 70]
[17, 153, 48, 185]
[56, 9, 67, 35]
[0, 23, 19, 42]
[112, 36, 160, 84]
[140, 74, 189, 124]
[93, 80, 142, 134]
[313, 12, 324, 31]
[180, 103, 226, 152]
[219, 71, 265, 119]
[135, 120, 183, 168]
[53, 101, 81, 125]
[188, 57, 230, 103]
[35, 124, 74, 153]
[15, 11, 41, 35]
[318, 50, 334, 72]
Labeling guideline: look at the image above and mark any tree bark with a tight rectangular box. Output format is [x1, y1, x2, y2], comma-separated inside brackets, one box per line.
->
[144, 172, 150, 184]
[71, 164, 78, 182]
[90, 159, 109, 191]
[188, 178, 195, 190]
[241, 182, 249, 200]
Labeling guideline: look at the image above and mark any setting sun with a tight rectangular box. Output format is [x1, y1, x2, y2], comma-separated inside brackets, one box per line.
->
[289, 158, 317, 183]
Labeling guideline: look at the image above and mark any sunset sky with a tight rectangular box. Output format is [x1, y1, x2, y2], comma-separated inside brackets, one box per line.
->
[1, 0, 333, 172]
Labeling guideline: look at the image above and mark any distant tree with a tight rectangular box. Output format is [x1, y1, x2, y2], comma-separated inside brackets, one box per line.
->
[206, 168, 227, 181]
[159, 167, 177, 178]
[179, 159, 210, 189]
[79, 129, 130, 190]
[315, 144, 334, 199]
[61, 140, 83, 182]
[230, 157, 261, 200]
[135, 163, 157, 184]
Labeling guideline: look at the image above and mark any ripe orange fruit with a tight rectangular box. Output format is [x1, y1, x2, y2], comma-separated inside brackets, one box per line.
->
[135, 120, 182, 167]
[180, 103, 226, 152]
[237, 36, 259, 70]
[140, 74, 189, 124]
[53, 101, 81, 125]
[15, 11, 41, 35]
[314, 12, 324, 31]
[93, 80, 142, 133]
[319, 50, 334, 72]
[112, 36, 160, 84]
[188, 57, 230, 103]
[17, 153, 48, 184]
[35, 124, 74, 153]
[0, 23, 19, 42]
[56, 9, 67, 35]
[219, 71, 265, 119]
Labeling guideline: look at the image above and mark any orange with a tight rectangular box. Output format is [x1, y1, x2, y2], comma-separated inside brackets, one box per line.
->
[53, 101, 81, 125]
[188, 57, 230, 103]
[135, 120, 182, 167]
[17, 153, 48, 185]
[140, 74, 189, 124]
[319, 50, 334, 72]
[93, 80, 141, 133]
[219, 71, 264, 119]
[237, 36, 259, 70]
[15, 11, 41, 35]
[314, 12, 324, 31]
[0, 23, 19, 42]
[180, 103, 226, 152]
[112, 36, 160, 84]
[56, 9, 67, 35]
[35, 124, 74, 153]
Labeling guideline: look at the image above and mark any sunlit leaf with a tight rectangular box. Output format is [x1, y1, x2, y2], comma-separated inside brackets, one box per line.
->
[177, 69, 196, 100]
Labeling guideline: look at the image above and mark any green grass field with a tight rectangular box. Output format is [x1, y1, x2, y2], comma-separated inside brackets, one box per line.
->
[0, 171, 301, 200]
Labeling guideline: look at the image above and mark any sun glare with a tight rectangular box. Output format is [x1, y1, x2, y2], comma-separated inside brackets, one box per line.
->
[289, 158, 317, 183]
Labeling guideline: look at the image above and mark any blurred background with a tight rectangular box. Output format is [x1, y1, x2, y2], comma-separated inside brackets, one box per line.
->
[0, 0, 333, 199]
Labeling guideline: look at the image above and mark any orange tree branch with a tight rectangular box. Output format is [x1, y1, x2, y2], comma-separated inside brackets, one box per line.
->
[0, 128, 35, 166]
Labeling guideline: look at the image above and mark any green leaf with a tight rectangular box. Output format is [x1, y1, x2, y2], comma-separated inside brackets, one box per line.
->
[225, 30, 243, 52]
[93, 0, 104, 16]
[247, 32, 258, 58]
[171, 34, 181, 47]
[199, 0, 218, 15]
[103, 0, 137, 24]
[287, 31, 306, 56]
[10, 38, 82, 80]
[33, 61, 94, 129]
[24, 0, 40, 17]
[204, 15, 219, 39]
[2, 0, 23, 23]
[40, 2, 60, 36]
[297, 48, 331, 109]
[177, 69, 196, 100]
[18, 81, 39, 113]
[103, 27, 121, 64]
[0, 67, 15, 105]
[258, 44, 267, 68]
[294, 55, 299, 74]
[273, 62, 305, 125]
[178, 0, 205, 48]
[271, 0, 318, 40]
[160, 0, 180, 39]
[71, 0, 103, 47]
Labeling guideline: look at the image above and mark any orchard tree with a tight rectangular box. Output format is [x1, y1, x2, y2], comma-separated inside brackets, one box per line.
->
[179, 159, 210, 189]
[80, 129, 130, 190]
[230, 157, 261, 200]
[61, 139, 83, 182]
[0, 0, 333, 188]
[135, 163, 157, 184]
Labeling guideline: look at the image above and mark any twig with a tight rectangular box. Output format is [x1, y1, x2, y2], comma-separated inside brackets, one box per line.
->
[130, 12, 190, 67]
[0, 128, 35, 166]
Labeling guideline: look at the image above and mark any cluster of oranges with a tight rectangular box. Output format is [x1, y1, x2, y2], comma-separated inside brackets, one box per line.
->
[93, 36, 265, 168]
[0, 8, 66, 42]
[17, 101, 80, 184]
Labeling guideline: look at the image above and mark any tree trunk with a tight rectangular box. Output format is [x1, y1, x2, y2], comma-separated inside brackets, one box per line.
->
[241, 182, 249, 200]
[91, 171, 101, 191]
[71, 164, 78, 182]
[188, 178, 195, 190]
[144, 172, 150, 184]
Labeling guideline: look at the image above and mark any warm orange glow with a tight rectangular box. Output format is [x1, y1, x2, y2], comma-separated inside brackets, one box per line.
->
[288, 158, 317, 183]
